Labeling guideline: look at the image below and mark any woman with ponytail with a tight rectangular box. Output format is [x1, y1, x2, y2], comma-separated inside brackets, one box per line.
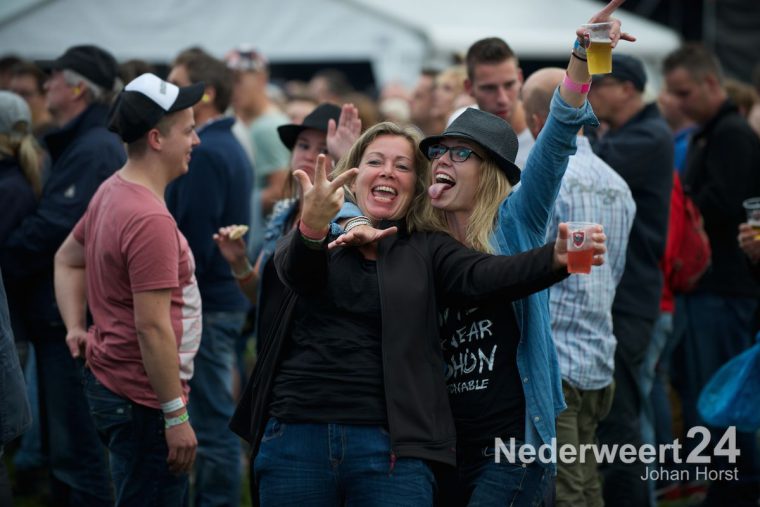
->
[0, 91, 42, 245]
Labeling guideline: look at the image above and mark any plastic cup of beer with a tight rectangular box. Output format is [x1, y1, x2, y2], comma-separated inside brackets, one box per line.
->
[566, 222, 598, 274]
[743, 197, 760, 239]
[582, 22, 613, 74]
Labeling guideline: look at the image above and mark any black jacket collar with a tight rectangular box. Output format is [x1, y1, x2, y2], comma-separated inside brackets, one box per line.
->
[693, 99, 738, 140]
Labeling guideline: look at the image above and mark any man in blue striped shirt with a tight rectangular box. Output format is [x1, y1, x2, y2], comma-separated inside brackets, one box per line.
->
[524, 67, 635, 507]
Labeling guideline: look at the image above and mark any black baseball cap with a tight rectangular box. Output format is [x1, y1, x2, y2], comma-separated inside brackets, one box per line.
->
[277, 103, 341, 150]
[592, 54, 647, 92]
[108, 73, 204, 143]
[37, 45, 119, 90]
[420, 107, 521, 185]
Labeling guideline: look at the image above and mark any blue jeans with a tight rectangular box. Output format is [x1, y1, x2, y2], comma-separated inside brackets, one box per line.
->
[254, 419, 435, 506]
[83, 368, 188, 507]
[640, 312, 673, 505]
[34, 334, 111, 506]
[457, 446, 550, 507]
[188, 310, 246, 507]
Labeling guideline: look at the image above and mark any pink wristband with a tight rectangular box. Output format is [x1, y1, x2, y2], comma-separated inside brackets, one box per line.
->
[299, 220, 328, 240]
[563, 72, 591, 94]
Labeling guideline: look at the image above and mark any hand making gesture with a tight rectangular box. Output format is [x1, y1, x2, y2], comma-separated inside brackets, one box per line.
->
[296, 154, 358, 237]
[326, 103, 362, 164]
[577, 0, 636, 49]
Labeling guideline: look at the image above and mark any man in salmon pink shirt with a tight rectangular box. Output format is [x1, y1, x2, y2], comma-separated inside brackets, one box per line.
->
[54, 73, 204, 506]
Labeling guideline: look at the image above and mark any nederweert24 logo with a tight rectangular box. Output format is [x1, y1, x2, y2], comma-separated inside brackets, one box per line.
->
[495, 426, 740, 482]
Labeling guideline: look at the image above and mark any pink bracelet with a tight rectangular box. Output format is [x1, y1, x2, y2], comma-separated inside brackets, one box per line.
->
[298, 220, 328, 240]
[563, 72, 591, 94]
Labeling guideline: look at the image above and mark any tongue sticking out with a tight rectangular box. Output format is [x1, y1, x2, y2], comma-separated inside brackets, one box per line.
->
[428, 182, 452, 199]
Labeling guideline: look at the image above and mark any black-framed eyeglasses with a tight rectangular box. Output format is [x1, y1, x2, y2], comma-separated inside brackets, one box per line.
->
[427, 144, 481, 163]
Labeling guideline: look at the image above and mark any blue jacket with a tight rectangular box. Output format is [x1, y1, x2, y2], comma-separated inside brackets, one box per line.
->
[490, 89, 598, 469]
[166, 117, 252, 312]
[0, 103, 125, 325]
[0, 267, 31, 445]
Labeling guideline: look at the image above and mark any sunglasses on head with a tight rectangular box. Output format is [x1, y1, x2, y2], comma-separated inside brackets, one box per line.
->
[427, 144, 481, 163]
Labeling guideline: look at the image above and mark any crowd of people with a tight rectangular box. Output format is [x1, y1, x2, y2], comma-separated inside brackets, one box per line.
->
[1, 0, 759, 506]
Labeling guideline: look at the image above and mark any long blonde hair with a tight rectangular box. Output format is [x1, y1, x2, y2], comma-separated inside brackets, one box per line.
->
[332, 121, 446, 233]
[433, 156, 513, 253]
[0, 132, 42, 197]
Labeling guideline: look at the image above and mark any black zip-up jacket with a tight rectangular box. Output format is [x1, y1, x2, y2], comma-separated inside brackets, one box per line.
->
[683, 99, 760, 298]
[591, 102, 674, 322]
[230, 223, 567, 501]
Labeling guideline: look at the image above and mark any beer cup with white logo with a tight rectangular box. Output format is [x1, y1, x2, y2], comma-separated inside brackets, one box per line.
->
[566, 221, 599, 274]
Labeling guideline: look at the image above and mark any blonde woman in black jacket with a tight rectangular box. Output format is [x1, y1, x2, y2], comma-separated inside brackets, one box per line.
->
[231, 122, 606, 506]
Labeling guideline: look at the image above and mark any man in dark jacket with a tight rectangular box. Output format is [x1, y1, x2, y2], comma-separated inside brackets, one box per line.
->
[0, 45, 125, 506]
[665, 44, 760, 506]
[588, 54, 674, 507]
[166, 48, 253, 507]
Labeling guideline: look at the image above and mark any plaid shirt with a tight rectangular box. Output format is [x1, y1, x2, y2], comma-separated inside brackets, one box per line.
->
[546, 137, 636, 390]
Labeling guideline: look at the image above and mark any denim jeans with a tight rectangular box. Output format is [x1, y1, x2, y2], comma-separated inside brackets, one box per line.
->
[188, 310, 246, 507]
[34, 334, 111, 506]
[457, 446, 550, 507]
[254, 419, 434, 506]
[640, 311, 673, 506]
[83, 368, 188, 507]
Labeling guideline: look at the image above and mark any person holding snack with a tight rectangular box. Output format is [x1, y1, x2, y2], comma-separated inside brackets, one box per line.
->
[213, 102, 360, 339]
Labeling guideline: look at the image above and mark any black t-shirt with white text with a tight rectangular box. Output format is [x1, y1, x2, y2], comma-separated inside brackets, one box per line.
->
[439, 299, 525, 448]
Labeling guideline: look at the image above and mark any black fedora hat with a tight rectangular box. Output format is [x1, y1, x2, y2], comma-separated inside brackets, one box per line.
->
[419, 108, 521, 185]
[278, 103, 341, 150]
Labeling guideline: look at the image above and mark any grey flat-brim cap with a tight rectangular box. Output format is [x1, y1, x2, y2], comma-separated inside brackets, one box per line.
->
[419, 107, 521, 185]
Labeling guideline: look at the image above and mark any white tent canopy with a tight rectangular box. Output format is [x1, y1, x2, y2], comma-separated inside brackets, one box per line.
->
[0, 0, 680, 87]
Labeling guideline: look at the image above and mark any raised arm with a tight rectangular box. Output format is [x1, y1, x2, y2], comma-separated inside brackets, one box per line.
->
[327, 103, 362, 164]
[502, 0, 634, 241]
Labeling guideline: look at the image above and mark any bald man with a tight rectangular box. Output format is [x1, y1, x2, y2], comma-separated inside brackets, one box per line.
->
[524, 68, 636, 507]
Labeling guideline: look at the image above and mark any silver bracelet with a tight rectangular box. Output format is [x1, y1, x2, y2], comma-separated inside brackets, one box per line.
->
[343, 216, 372, 234]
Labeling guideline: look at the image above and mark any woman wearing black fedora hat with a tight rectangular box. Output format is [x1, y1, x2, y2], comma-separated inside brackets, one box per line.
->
[414, 3, 634, 506]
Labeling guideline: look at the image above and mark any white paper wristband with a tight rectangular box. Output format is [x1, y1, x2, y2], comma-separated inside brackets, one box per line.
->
[160, 397, 185, 414]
